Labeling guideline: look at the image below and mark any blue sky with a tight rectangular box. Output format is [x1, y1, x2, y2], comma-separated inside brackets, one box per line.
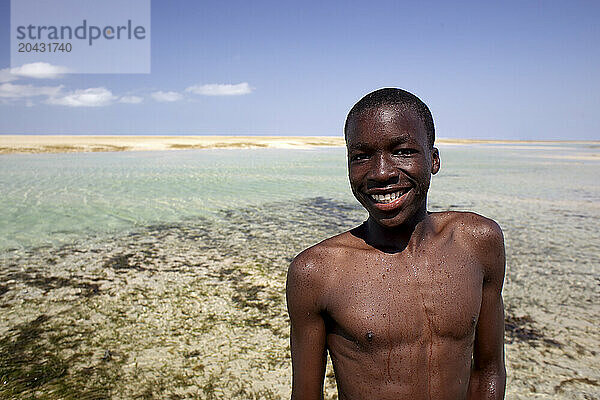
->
[0, 0, 598, 139]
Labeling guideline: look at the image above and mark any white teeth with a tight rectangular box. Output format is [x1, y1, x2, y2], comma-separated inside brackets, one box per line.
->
[370, 191, 406, 203]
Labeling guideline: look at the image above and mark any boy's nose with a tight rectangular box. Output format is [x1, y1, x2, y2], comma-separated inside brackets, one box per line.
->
[369, 154, 397, 183]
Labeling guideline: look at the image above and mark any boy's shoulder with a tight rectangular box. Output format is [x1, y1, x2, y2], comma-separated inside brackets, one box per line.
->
[287, 229, 363, 287]
[430, 210, 503, 244]
[430, 211, 505, 277]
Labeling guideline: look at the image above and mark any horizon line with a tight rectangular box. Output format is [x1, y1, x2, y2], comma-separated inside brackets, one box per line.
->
[0, 133, 598, 144]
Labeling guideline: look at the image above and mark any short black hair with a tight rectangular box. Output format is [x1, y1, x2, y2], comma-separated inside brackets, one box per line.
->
[344, 88, 435, 148]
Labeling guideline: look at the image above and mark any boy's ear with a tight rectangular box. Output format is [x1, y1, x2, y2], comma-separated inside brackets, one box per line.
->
[431, 147, 440, 175]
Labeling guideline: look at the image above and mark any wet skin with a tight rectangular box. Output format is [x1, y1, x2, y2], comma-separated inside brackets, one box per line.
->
[287, 105, 506, 400]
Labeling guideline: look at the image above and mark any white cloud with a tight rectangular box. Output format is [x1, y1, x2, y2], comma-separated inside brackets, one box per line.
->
[185, 82, 253, 96]
[119, 95, 143, 104]
[151, 91, 183, 102]
[0, 68, 18, 83]
[10, 62, 70, 79]
[47, 87, 116, 107]
[0, 83, 63, 98]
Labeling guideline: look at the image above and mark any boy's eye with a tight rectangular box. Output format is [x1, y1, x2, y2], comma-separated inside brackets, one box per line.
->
[394, 148, 417, 156]
[350, 153, 369, 162]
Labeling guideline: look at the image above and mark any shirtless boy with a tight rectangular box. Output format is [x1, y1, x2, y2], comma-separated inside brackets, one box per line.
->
[286, 88, 506, 400]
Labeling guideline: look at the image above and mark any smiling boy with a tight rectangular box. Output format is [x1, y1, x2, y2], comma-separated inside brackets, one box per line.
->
[286, 88, 506, 400]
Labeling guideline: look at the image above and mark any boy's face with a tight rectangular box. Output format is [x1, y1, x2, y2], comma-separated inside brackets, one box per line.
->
[346, 105, 440, 228]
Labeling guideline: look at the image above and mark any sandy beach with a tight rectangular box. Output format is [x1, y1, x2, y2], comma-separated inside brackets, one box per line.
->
[1, 135, 597, 155]
[0, 135, 346, 154]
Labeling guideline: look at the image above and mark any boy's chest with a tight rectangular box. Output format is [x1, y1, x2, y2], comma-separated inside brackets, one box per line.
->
[323, 250, 484, 346]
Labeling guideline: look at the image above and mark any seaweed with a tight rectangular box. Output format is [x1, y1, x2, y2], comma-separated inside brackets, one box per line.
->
[102, 253, 145, 272]
[504, 313, 562, 348]
[0, 315, 111, 399]
[554, 377, 599, 393]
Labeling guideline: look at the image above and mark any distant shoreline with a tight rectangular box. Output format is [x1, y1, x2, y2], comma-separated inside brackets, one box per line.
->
[0, 135, 597, 155]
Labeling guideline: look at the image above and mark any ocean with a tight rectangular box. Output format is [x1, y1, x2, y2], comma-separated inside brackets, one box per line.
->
[1, 143, 599, 399]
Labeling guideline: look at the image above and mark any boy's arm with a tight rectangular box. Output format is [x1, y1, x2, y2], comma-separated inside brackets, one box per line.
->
[286, 251, 328, 400]
[467, 218, 507, 400]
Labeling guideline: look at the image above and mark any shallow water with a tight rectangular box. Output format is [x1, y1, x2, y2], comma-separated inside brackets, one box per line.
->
[0, 143, 599, 399]
[0, 148, 352, 251]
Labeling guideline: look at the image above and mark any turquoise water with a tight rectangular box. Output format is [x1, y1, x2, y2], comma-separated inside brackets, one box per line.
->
[1, 143, 598, 252]
[0, 148, 353, 250]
